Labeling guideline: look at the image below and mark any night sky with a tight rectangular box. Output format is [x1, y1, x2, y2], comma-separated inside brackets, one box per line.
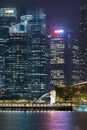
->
[0, 0, 80, 35]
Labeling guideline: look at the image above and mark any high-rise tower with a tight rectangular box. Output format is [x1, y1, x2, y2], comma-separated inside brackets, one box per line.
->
[49, 30, 65, 88]
[0, 8, 17, 96]
[79, 0, 87, 81]
[20, 5, 46, 35]
[5, 33, 28, 98]
[0, 8, 17, 27]
[49, 30, 79, 88]
[4, 6, 49, 99]
[14, 6, 49, 99]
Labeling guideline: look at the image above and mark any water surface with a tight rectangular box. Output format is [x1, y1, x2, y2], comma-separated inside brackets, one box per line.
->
[0, 111, 86, 130]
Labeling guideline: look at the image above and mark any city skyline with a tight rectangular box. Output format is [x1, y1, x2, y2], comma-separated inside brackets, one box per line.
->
[0, 0, 80, 34]
[0, 0, 86, 99]
[0, 5, 80, 99]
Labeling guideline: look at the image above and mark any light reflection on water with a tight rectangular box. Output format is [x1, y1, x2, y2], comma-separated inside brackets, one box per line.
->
[0, 111, 86, 130]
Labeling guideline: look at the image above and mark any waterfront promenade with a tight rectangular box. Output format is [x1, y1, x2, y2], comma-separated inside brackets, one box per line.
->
[0, 102, 85, 111]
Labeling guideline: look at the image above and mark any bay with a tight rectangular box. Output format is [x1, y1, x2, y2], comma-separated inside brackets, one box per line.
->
[0, 111, 86, 130]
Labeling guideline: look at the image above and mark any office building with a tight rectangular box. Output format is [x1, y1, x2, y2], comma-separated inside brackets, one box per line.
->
[71, 39, 80, 84]
[20, 6, 50, 98]
[0, 27, 9, 94]
[79, 0, 87, 81]
[20, 6, 50, 99]
[49, 30, 65, 89]
[50, 30, 79, 89]
[0, 8, 17, 27]
[5, 32, 28, 98]
[64, 36, 79, 86]
[4, 6, 50, 99]
[28, 34, 50, 99]
[0, 8, 17, 96]
[20, 5, 46, 35]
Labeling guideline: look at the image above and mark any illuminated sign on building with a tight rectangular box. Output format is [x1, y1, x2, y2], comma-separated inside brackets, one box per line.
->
[5, 10, 14, 13]
[54, 30, 64, 34]
[0, 8, 17, 17]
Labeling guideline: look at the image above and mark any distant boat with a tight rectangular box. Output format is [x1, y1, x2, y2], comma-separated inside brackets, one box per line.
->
[73, 105, 87, 112]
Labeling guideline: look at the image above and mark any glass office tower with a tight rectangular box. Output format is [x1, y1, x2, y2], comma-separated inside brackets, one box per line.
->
[5, 33, 28, 98]
[64, 34, 80, 86]
[20, 5, 46, 35]
[28, 35, 50, 98]
[20, 6, 50, 99]
[49, 32, 65, 89]
[0, 8, 17, 27]
[0, 8, 17, 96]
[50, 30, 79, 88]
[79, 0, 87, 81]
[4, 6, 49, 99]
[0, 28, 9, 96]
[71, 39, 80, 84]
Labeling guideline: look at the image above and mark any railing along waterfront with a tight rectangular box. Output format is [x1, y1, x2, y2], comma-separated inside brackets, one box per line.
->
[0, 102, 86, 111]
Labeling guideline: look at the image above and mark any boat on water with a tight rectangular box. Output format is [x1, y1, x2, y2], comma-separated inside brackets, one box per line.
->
[73, 104, 87, 112]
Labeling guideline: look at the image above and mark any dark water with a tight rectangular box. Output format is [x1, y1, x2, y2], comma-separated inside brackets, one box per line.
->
[0, 111, 87, 130]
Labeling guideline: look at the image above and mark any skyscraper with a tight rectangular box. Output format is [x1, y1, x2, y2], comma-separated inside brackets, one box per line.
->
[4, 6, 50, 99]
[0, 8, 17, 95]
[64, 31, 79, 86]
[0, 8, 17, 27]
[65, 37, 79, 86]
[20, 6, 49, 98]
[0, 27, 9, 93]
[50, 30, 79, 88]
[49, 30, 65, 89]
[5, 32, 28, 98]
[20, 5, 46, 35]
[79, 0, 87, 81]
[28, 35, 50, 99]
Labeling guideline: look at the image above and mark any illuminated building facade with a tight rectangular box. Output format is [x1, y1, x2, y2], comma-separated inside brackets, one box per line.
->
[71, 39, 80, 84]
[4, 6, 50, 99]
[50, 30, 79, 88]
[0, 28, 9, 92]
[50, 30, 65, 89]
[5, 33, 28, 98]
[79, 0, 87, 81]
[28, 35, 50, 98]
[0, 8, 17, 95]
[0, 8, 17, 27]
[20, 5, 46, 35]
[20, 6, 50, 98]
[64, 35, 80, 86]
